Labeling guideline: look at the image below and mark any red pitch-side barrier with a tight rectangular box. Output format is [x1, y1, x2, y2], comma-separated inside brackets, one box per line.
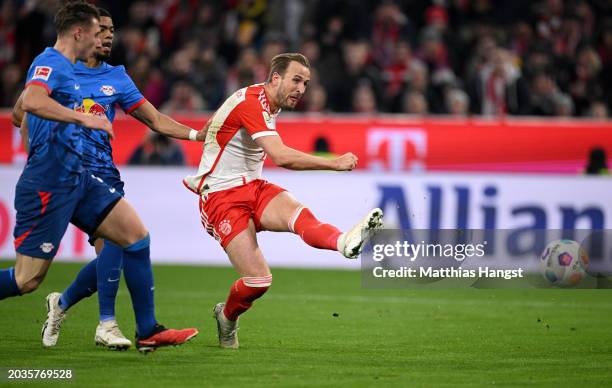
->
[1, 112, 610, 173]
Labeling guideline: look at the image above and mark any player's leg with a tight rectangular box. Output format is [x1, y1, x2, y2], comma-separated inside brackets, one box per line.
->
[256, 183, 384, 258]
[3, 184, 81, 346]
[92, 239, 129, 349]
[1, 185, 73, 300]
[17, 252, 71, 349]
[214, 220, 272, 349]
[92, 198, 197, 352]
[0, 266, 20, 299]
[59, 176, 129, 347]
[93, 199, 155, 335]
[0, 254, 51, 299]
[258, 191, 342, 250]
[53, 236, 130, 350]
[43, 257, 98, 348]
[200, 188, 272, 348]
[13, 254, 53, 294]
[57, 237, 103, 311]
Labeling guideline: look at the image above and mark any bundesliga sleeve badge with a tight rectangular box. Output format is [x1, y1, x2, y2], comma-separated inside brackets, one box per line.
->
[33, 66, 52, 81]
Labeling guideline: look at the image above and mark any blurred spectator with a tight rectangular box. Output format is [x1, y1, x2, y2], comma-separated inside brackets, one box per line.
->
[160, 81, 205, 113]
[599, 23, 612, 66]
[382, 40, 425, 112]
[402, 91, 429, 115]
[142, 68, 167, 109]
[195, 46, 227, 109]
[569, 46, 604, 115]
[352, 83, 377, 114]
[128, 133, 185, 166]
[156, 0, 198, 53]
[304, 84, 328, 113]
[510, 22, 533, 58]
[469, 48, 529, 116]
[371, 2, 412, 68]
[112, 26, 148, 66]
[127, 55, 153, 95]
[225, 48, 266, 95]
[260, 33, 288, 68]
[14, 0, 56, 73]
[328, 39, 382, 112]
[588, 101, 609, 119]
[445, 88, 470, 116]
[0, 63, 21, 107]
[554, 93, 574, 117]
[584, 147, 609, 175]
[404, 61, 436, 110]
[0, 0, 17, 69]
[417, 26, 449, 72]
[529, 72, 560, 116]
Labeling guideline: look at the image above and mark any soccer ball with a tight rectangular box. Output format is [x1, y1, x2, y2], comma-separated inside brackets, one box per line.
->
[539, 239, 589, 287]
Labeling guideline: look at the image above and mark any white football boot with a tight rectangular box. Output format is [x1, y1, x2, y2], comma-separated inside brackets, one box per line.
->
[213, 303, 239, 349]
[95, 320, 132, 350]
[337, 208, 384, 259]
[42, 292, 67, 347]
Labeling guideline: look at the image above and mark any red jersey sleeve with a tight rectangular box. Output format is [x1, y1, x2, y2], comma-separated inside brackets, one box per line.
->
[237, 97, 279, 140]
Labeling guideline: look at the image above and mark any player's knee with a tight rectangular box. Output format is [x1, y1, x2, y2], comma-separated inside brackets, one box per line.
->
[124, 227, 149, 246]
[15, 273, 44, 294]
[123, 232, 150, 252]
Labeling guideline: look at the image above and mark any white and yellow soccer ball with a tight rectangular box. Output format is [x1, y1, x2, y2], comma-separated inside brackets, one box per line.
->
[539, 239, 589, 287]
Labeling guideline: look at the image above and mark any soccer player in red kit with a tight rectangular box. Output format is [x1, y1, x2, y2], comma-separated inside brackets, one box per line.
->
[183, 53, 383, 348]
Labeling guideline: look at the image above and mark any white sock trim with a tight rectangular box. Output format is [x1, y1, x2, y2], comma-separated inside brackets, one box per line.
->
[336, 232, 346, 252]
[287, 206, 305, 233]
[242, 275, 273, 288]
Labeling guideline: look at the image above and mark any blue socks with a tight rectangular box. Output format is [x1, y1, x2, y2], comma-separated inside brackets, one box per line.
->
[122, 234, 157, 337]
[18, 234, 157, 339]
[59, 240, 124, 321]
[96, 241, 124, 321]
[59, 258, 97, 310]
[0, 267, 20, 300]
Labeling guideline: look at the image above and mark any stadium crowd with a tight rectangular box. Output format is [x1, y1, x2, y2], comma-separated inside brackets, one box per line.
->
[0, 0, 610, 117]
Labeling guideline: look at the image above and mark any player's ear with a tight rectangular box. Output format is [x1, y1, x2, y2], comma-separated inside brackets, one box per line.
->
[272, 72, 282, 85]
[73, 25, 83, 41]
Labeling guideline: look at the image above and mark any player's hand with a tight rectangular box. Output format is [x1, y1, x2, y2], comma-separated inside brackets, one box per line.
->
[80, 114, 114, 139]
[195, 118, 212, 142]
[333, 152, 358, 171]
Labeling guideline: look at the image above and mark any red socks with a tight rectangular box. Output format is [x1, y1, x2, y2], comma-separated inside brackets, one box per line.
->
[289, 207, 341, 251]
[223, 276, 272, 321]
[222, 208, 340, 321]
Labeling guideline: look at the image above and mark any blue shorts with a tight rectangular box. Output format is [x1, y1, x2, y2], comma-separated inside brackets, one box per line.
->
[13, 172, 122, 259]
[86, 171, 125, 246]
[89, 170, 126, 197]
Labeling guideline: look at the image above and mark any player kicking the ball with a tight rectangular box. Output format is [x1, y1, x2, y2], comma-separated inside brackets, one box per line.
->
[183, 53, 383, 349]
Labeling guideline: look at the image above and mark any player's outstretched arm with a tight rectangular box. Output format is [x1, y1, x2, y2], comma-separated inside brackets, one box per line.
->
[12, 91, 30, 152]
[130, 100, 207, 141]
[255, 135, 357, 171]
[11, 90, 25, 128]
[21, 85, 114, 138]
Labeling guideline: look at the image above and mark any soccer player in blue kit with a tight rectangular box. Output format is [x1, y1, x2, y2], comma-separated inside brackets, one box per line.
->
[2, 3, 198, 353]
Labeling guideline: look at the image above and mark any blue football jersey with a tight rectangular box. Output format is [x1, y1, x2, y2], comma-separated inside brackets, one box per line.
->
[74, 61, 145, 175]
[20, 47, 84, 190]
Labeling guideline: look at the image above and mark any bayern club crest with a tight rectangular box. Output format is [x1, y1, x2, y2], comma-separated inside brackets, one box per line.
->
[100, 85, 116, 96]
[219, 220, 232, 236]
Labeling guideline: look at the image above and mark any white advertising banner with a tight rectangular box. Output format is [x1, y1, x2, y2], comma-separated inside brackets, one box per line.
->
[0, 166, 610, 268]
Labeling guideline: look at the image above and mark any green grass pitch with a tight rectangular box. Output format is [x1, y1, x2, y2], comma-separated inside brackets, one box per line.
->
[1, 261, 611, 387]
